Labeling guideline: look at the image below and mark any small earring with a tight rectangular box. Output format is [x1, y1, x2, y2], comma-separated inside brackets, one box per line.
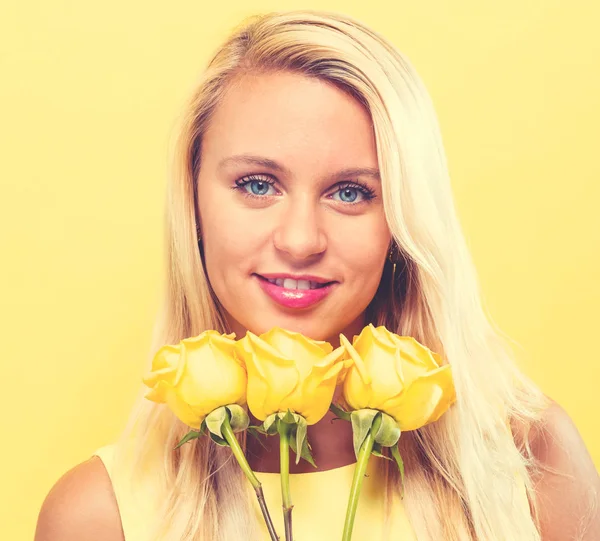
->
[388, 244, 397, 288]
[196, 226, 202, 242]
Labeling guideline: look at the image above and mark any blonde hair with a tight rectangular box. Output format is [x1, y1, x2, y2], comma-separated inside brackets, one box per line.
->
[115, 9, 550, 540]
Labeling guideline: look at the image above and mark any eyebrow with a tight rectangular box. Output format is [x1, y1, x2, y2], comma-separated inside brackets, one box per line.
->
[217, 154, 381, 182]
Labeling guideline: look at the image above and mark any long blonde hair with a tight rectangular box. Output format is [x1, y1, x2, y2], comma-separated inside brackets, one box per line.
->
[115, 9, 550, 540]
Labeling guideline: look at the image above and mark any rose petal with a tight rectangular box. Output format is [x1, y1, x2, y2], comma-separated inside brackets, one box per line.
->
[342, 364, 373, 411]
[339, 334, 372, 385]
[260, 328, 332, 380]
[393, 344, 432, 387]
[177, 338, 246, 409]
[428, 371, 457, 422]
[309, 344, 346, 373]
[239, 332, 299, 420]
[292, 346, 347, 423]
[144, 384, 166, 404]
[173, 339, 191, 387]
[383, 365, 454, 430]
[149, 380, 204, 429]
[358, 336, 404, 409]
[181, 329, 221, 345]
[142, 365, 178, 389]
[143, 344, 181, 388]
[297, 362, 344, 424]
[371, 325, 398, 349]
[261, 327, 333, 355]
[336, 357, 355, 385]
[396, 336, 440, 370]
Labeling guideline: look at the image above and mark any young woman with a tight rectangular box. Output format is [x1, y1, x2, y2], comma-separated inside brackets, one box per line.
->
[35, 10, 599, 541]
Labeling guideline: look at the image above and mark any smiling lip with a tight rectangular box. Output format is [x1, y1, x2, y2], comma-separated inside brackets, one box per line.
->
[254, 273, 337, 309]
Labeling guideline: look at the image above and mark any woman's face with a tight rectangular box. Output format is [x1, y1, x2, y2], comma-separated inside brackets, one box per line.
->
[197, 71, 391, 343]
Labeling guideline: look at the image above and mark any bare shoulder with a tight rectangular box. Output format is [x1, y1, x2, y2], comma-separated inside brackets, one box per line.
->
[526, 397, 600, 541]
[35, 455, 124, 541]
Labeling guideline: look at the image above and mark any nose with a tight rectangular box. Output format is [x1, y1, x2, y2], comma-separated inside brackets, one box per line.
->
[273, 198, 327, 261]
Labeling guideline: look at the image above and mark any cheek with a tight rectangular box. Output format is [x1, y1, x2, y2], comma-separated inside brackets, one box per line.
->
[198, 191, 269, 279]
[202, 221, 256, 280]
[334, 219, 390, 284]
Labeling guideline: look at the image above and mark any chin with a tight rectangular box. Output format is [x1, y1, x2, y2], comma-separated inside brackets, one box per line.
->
[245, 313, 338, 342]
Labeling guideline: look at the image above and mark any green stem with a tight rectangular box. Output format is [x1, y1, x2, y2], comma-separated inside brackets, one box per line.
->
[342, 413, 382, 541]
[221, 415, 280, 541]
[279, 422, 294, 541]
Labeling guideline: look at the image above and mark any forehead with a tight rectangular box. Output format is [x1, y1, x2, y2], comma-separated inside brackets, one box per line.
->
[201, 71, 378, 173]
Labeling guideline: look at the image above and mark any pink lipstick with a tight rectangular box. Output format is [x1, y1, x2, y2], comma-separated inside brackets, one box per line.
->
[254, 273, 337, 309]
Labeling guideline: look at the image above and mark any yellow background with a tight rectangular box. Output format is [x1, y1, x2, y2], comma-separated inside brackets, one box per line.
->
[1, 1, 598, 538]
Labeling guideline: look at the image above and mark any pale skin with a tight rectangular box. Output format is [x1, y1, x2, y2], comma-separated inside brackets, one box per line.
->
[35, 71, 600, 540]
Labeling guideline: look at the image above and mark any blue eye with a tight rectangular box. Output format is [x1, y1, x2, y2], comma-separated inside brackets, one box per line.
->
[331, 183, 374, 204]
[235, 175, 277, 197]
[248, 180, 271, 195]
[336, 187, 359, 203]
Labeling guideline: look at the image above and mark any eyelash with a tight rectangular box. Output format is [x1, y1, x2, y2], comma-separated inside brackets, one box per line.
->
[233, 174, 376, 204]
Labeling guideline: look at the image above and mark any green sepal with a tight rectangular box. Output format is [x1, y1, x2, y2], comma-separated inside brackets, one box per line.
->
[371, 442, 393, 461]
[173, 429, 201, 450]
[390, 444, 405, 499]
[204, 405, 250, 440]
[172, 405, 252, 451]
[205, 406, 228, 439]
[225, 404, 250, 433]
[293, 416, 313, 466]
[289, 428, 317, 468]
[262, 414, 280, 435]
[208, 431, 229, 446]
[294, 416, 307, 465]
[264, 410, 316, 467]
[373, 412, 401, 448]
[350, 409, 380, 460]
[329, 402, 352, 421]
[280, 409, 297, 425]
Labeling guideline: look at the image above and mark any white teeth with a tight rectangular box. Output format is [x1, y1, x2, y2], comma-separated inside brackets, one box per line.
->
[265, 277, 327, 289]
[283, 278, 297, 289]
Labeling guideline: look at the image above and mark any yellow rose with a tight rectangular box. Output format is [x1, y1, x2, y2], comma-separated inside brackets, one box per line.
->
[143, 330, 247, 429]
[340, 324, 456, 431]
[235, 328, 346, 425]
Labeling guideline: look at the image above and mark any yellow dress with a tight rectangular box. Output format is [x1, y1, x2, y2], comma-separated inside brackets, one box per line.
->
[93, 443, 416, 540]
[93, 443, 528, 540]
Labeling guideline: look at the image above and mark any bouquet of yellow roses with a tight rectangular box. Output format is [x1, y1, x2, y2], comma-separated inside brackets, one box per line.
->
[142, 325, 456, 541]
